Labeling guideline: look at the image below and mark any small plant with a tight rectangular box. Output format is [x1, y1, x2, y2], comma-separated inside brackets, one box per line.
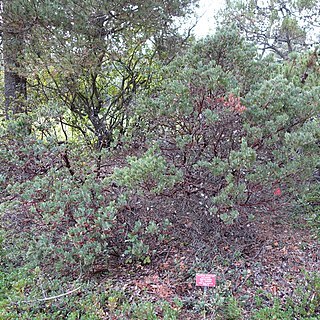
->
[222, 296, 243, 320]
[300, 182, 320, 238]
[253, 271, 320, 319]
[124, 219, 172, 264]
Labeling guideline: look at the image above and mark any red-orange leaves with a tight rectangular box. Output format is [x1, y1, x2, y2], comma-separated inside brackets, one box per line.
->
[223, 93, 247, 114]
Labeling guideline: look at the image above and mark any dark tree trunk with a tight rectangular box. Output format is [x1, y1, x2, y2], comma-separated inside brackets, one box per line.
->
[2, 0, 27, 119]
[89, 112, 112, 150]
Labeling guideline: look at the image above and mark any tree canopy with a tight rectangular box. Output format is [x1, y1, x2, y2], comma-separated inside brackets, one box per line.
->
[221, 0, 320, 59]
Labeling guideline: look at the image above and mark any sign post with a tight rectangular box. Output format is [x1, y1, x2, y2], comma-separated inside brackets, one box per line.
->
[196, 274, 216, 319]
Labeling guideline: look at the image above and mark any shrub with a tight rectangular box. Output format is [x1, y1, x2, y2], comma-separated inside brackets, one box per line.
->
[0, 132, 177, 273]
[253, 272, 320, 319]
[130, 30, 320, 226]
[299, 182, 320, 238]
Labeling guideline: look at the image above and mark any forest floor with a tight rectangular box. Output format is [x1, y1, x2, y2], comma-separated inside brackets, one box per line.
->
[1, 198, 319, 319]
[1, 153, 319, 319]
[88, 209, 320, 319]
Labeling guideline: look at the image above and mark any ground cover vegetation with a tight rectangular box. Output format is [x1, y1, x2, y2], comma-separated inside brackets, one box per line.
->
[0, 0, 319, 318]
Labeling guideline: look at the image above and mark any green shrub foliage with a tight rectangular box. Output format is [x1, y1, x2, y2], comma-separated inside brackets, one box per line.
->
[1, 29, 320, 273]
[131, 30, 320, 225]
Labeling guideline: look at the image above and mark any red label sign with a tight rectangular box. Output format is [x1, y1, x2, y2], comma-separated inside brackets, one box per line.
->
[196, 274, 216, 287]
[274, 188, 282, 196]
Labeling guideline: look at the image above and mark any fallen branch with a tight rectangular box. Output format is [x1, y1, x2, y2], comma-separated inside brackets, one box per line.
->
[16, 285, 82, 304]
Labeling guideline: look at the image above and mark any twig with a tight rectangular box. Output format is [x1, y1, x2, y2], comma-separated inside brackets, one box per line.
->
[17, 286, 82, 304]
[232, 273, 252, 293]
[250, 243, 266, 261]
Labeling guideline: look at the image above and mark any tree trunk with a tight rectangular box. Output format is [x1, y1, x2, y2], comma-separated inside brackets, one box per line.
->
[2, 0, 27, 119]
[89, 112, 112, 150]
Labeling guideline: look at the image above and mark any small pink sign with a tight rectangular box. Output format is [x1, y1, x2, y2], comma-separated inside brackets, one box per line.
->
[196, 274, 216, 287]
[274, 187, 282, 196]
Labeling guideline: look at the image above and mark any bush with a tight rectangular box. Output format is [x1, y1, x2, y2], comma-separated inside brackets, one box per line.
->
[0, 131, 177, 273]
[253, 272, 320, 319]
[131, 31, 320, 226]
[300, 182, 320, 238]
